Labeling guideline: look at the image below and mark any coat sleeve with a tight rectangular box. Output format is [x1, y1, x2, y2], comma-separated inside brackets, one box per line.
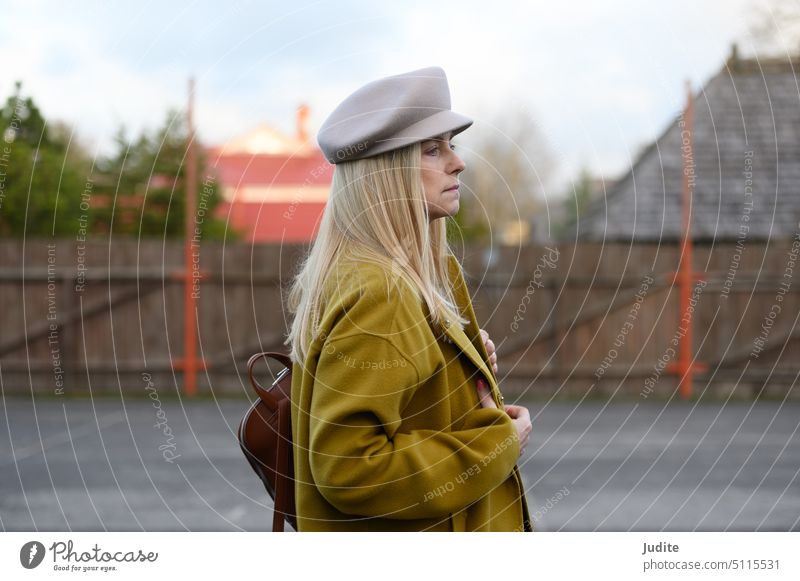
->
[307, 328, 520, 520]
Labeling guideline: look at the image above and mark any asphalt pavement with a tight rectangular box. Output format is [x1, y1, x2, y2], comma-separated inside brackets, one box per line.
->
[1, 396, 797, 531]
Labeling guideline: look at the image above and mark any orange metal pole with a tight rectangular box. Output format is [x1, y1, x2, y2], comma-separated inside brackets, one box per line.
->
[184, 77, 199, 396]
[678, 78, 694, 399]
[667, 79, 707, 399]
[171, 78, 207, 393]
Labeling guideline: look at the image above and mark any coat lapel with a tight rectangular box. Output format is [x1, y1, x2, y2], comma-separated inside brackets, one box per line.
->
[444, 255, 502, 400]
[443, 320, 494, 382]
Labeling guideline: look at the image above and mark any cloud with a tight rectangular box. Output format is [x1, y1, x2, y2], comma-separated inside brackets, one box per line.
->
[0, 0, 756, 188]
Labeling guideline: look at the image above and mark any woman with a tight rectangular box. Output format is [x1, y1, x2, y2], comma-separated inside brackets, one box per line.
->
[285, 66, 532, 532]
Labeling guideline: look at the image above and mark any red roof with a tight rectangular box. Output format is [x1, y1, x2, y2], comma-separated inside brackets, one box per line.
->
[205, 119, 334, 242]
[214, 200, 325, 243]
[206, 151, 333, 188]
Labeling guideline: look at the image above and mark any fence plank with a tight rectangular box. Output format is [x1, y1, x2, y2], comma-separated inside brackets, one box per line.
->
[1, 239, 797, 398]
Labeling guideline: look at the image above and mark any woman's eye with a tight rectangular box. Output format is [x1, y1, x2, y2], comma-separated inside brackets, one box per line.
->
[426, 147, 439, 155]
[449, 143, 457, 151]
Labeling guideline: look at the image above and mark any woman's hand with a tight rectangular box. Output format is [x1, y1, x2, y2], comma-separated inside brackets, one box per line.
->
[476, 379, 531, 457]
[479, 328, 498, 374]
[503, 404, 532, 456]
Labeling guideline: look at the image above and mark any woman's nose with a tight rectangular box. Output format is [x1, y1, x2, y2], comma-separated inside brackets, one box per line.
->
[450, 152, 466, 175]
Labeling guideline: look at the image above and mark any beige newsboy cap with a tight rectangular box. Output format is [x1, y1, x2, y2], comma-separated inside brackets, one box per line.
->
[317, 66, 473, 164]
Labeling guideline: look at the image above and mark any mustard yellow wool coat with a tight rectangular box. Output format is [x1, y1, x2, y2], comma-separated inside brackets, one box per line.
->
[290, 253, 532, 532]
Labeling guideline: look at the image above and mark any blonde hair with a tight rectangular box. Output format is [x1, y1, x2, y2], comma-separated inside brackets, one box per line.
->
[284, 141, 469, 364]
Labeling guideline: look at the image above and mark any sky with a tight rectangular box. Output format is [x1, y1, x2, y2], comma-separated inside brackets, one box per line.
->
[2, 0, 779, 198]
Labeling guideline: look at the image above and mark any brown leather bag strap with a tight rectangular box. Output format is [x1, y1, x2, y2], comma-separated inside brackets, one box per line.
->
[247, 352, 293, 409]
[272, 398, 292, 531]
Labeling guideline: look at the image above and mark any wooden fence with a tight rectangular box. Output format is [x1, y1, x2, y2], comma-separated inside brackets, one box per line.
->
[2, 239, 798, 399]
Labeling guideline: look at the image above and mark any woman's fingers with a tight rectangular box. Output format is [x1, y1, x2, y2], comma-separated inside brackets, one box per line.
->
[478, 384, 533, 456]
[476, 379, 497, 409]
[505, 405, 532, 456]
[504, 404, 528, 419]
[479, 328, 499, 374]
[485, 395, 533, 458]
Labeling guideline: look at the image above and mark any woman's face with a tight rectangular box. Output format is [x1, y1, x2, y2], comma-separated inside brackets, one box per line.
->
[420, 132, 465, 221]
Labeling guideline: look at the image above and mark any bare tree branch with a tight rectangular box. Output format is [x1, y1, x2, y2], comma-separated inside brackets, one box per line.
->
[457, 103, 556, 243]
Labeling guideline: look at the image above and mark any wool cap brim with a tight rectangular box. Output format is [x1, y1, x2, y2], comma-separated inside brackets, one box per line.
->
[317, 66, 473, 164]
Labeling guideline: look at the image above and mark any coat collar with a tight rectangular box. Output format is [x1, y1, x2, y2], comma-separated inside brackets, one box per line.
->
[444, 254, 501, 397]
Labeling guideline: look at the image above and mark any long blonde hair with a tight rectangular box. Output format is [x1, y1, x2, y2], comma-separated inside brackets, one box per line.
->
[284, 141, 469, 363]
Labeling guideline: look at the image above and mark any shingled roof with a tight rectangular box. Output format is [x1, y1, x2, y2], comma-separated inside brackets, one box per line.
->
[571, 46, 800, 242]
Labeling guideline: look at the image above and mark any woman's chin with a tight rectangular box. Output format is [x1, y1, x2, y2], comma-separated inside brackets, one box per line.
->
[427, 201, 459, 221]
